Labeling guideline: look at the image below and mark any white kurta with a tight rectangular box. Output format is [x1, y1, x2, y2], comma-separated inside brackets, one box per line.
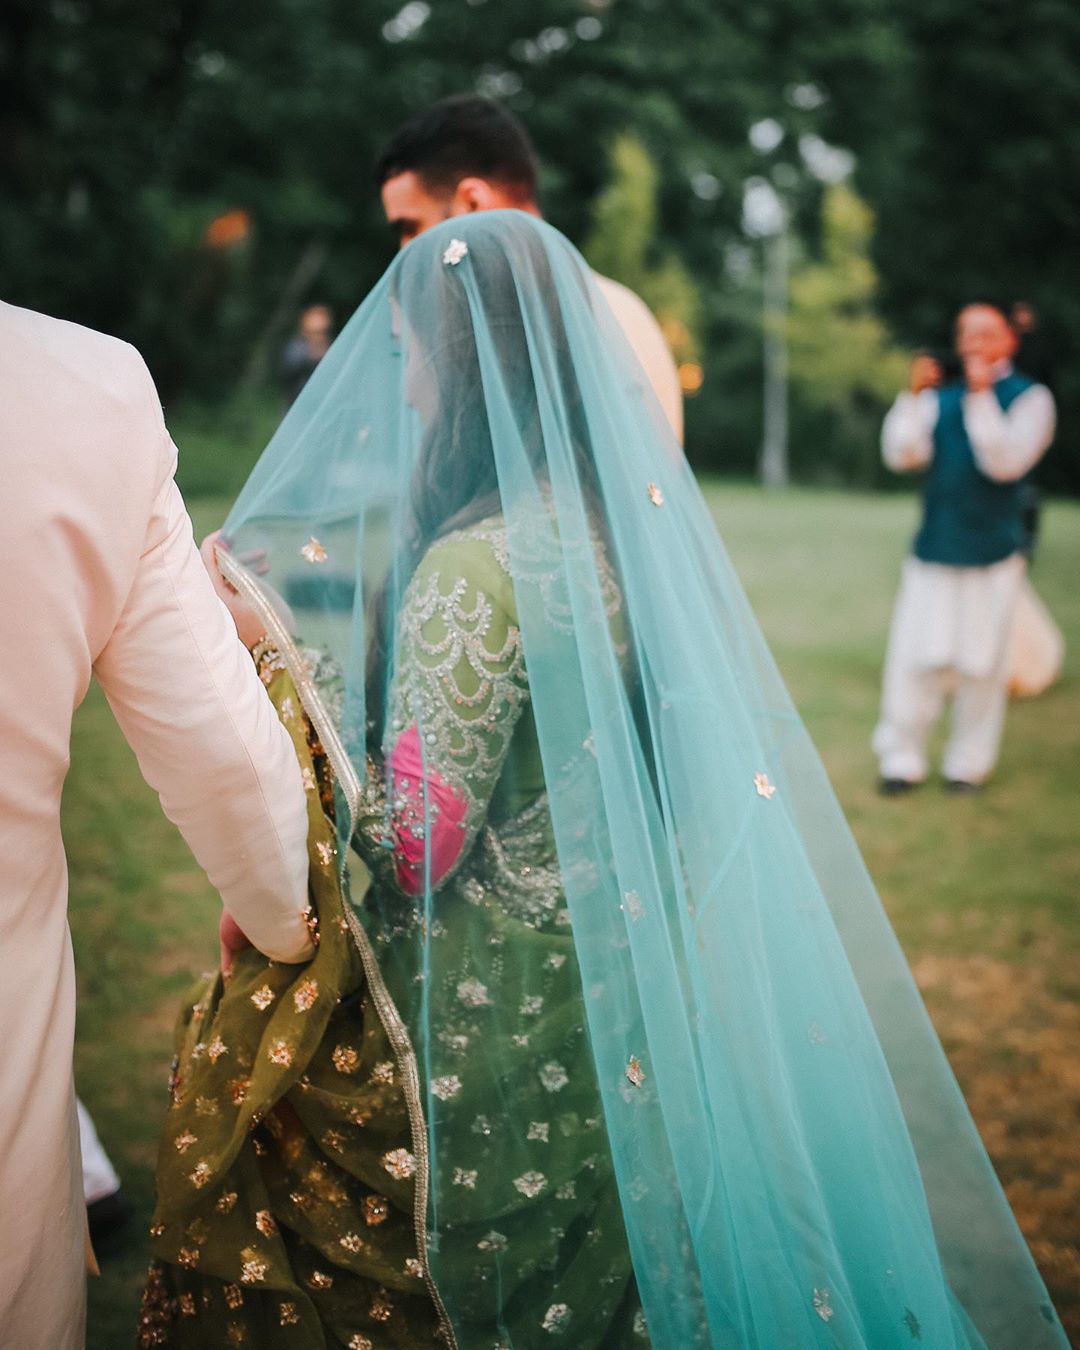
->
[0, 303, 313, 1349]
[593, 272, 684, 446]
[875, 373, 1056, 782]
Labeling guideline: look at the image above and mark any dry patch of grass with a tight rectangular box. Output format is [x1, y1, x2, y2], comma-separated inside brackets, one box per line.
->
[914, 946, 1080, 1339]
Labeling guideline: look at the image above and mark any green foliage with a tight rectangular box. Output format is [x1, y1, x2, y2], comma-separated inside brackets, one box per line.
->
[786, 184, 911, 483]
[0, 0, 1075, 491]
[583, 134, 703, 363]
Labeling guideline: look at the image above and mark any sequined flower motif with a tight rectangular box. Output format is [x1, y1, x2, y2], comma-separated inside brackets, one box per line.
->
[646, 482, 665, 507]
[228, 1077, 249, 1106]
[477, 1230, 508, 1251]
[513, 1170, 547, 1199]
[206, 1036, 228, 1064]
[255, 1210, 277, 1237]
[622, 890, 644, 921]
[382, 1148, 417, 1180]
[633, 1309, 649, 1338]
[362, 1195, 390, 1226]
[432, 1074, 463, 1101]
[625, 1056, 646, 1088]
[300, 765, 317, 792]
[333, 1045, 360, 1074]
[316, 840, 335, 867]
[178, 1292, 197, 1317]
[349, 1337, 373, 1350]
[813, 1287, 834, 1322]
[555, 1181, 577, 1201]
[224, 1284, 244, 1310]
[754, 771, 777, 800]
[177, 1247, 200, 1269]
[404, 1257, 423, 1278]
[189, 1161, 212, 1188]
[240, 1249, 267, 1284]
[268, 1039, 293, 1067]
[370, 1291, 393, 1322]
[339, 1232, 364, 1254]
[308, 1271, 333, 1290]
[293, 979, 319, 1013]
[528, 1121, 550, 1142]
[442, 238, 469, 266]
[542, 1303, 572, 1334]
[453, 1167, 478, 1189]
[279, 1303, 300, 1327]
[216, 1191, 238, 1214]
[175, 1130, 198, 1154]
[539, 1061, 569, 1093]
[251, 985, 276, 1012]
[547, 953, 567, 970]
[371, 1060, 394, 1085]
[904, 1308, 922, 1340]
[520, 995, 544, 1017]
[301, 536, 328, 564]
[457, 977, 492, 1007]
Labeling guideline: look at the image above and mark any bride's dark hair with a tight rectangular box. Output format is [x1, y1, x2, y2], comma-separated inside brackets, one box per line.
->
[365, 227, 604, 732]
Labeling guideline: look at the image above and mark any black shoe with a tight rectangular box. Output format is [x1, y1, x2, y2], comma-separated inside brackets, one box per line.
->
[944, 778, 983, 795]
[878, 777, 921, 796]
[87, 1189, 132, 1246]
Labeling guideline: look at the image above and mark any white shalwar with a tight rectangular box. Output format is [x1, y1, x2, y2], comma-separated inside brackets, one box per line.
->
[874, 376, 1057, 784]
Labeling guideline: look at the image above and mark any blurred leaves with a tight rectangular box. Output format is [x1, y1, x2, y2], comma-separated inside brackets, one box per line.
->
[1, 0, 1076, 488]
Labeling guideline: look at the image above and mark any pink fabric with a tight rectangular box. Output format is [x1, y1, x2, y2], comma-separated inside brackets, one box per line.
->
[387, 724, 469, 893]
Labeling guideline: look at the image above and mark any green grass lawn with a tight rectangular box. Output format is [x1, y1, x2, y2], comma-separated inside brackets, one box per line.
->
[68, 483, 1080, 1346]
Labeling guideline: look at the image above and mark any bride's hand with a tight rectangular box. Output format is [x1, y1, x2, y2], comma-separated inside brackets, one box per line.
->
[219, 907, 252, 977]
[200, 531, 267, 649]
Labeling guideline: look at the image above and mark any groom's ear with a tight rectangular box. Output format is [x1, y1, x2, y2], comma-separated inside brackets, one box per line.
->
[452, 177, 505, 214]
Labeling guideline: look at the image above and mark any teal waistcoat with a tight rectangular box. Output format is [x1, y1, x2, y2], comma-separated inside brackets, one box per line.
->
[913, 370, 1036, 566]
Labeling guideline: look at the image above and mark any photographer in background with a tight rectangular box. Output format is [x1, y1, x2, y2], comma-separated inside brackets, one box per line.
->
[873, 302, 1058, 793]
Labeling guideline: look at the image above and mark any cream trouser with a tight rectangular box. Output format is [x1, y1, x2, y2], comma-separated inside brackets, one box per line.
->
[874, 659, 1010, 784]
[873, 554, 1027, 784]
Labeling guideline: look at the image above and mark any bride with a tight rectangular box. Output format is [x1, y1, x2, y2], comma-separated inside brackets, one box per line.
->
[139, 211, 1065, 1349]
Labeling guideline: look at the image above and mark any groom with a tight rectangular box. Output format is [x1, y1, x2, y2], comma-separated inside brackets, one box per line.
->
[0, 301, 314, 1348]
[375, 95, 684, 444]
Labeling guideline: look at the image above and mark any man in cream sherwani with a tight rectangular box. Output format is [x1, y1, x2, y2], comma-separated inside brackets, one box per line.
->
[874, 302, 1056, 792]
[375, 95, 684, 443]
[0, 301, 314, 1349]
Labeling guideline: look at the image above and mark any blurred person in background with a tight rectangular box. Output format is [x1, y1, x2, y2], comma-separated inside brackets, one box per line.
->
[279, 303, 333, 407]
[874, 301, 1056, 793]
[375, 93, 684, 445]
[1003, 299, 1065, 698]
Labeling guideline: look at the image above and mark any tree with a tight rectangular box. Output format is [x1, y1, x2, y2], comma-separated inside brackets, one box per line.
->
[582, 133, 702, 371]
[786, 183, 909, 483]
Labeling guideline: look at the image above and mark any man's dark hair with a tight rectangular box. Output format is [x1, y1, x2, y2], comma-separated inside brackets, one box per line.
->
[375, 95, 539, 202]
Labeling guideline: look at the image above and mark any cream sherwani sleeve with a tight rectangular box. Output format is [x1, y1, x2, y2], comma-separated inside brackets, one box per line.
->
[93, 464, 313, 964]
[592, 272, 684, 445]
[0, 301, 310, 1350]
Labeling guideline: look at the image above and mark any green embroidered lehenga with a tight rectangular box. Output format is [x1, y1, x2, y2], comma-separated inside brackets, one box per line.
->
[140, 521, 645, 1349]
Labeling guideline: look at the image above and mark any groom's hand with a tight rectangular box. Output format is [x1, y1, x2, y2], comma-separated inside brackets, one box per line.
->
[219, 908, 252, 977]
[200, 531, 267, 649]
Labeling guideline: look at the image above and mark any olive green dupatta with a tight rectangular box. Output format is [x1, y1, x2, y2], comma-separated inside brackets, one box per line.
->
[139, 668, 444, 1349]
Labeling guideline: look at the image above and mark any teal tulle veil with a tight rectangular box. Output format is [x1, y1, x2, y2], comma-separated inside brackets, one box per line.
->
[220, 211, 1065, 1349]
